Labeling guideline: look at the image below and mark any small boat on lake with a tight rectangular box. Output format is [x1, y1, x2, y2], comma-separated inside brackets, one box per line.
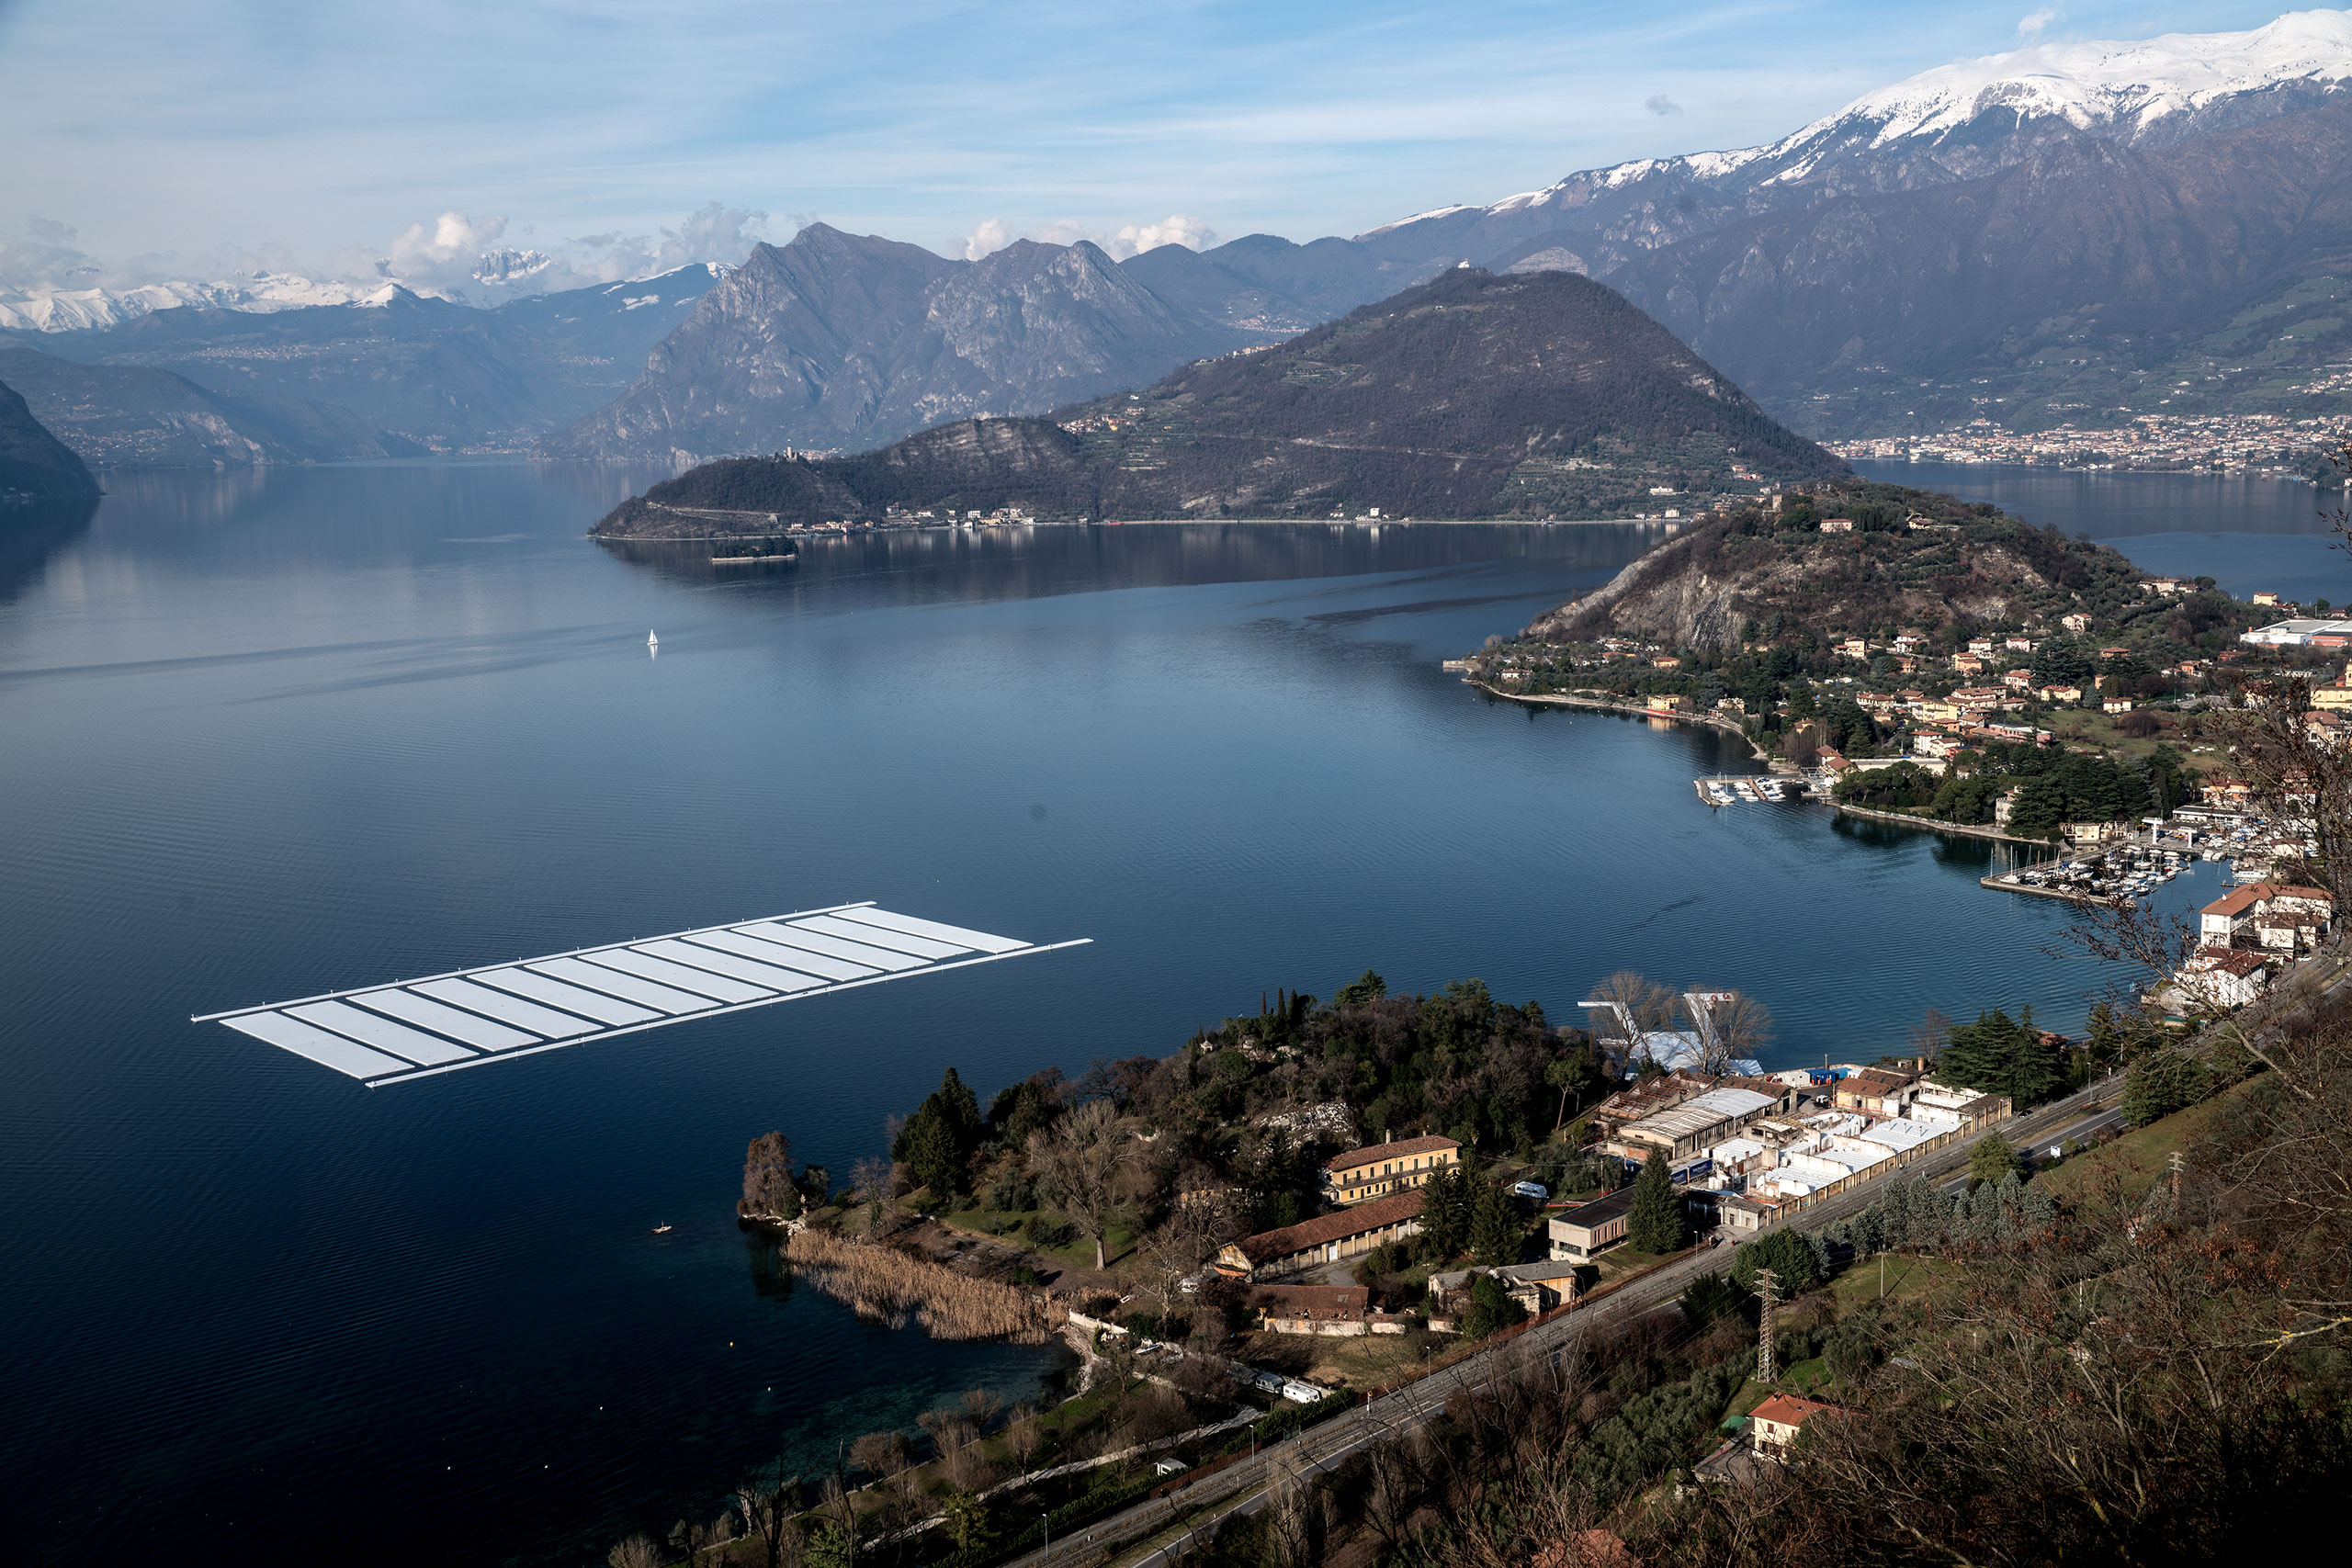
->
[647, 630, 659, 649]
[652, 1224, 673, 1235]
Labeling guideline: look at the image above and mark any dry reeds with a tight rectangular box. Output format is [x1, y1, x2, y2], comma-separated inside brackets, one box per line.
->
[786, 1229, 1068, 1344]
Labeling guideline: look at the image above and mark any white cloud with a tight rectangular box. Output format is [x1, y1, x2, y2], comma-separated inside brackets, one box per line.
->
[959, 212, 1216, 262]
[1107, 214, 1216, 258]
[961, 218, 1014, 259]
[1644, 94, 1682, 116]
[2017, 7, 2057, 37]
[381, 210, 513, 298]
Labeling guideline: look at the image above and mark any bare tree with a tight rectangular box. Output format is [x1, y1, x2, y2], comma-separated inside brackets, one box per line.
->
[1583, 971, 1679, 1067]
[1361, 1429, 1426, 1551]
[849, 1430, 908, 1485]
[1139, 1188, 1244, 1325]
[607, 1535, 664, 1568]
[1905, 1007, 1953, 1067]
[848, 1156, 891, 1238]
[1026, 1098, 1136, 1271]
[1002, 1403, 1045, 1477]
[1685, 988, 1772, 1075]
[734, 1477, 803, 1568]
[959, 1385, 1003, 1429]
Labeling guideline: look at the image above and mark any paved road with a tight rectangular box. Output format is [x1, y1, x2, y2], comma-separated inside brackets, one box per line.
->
[1014, 1079, 2126, 1568]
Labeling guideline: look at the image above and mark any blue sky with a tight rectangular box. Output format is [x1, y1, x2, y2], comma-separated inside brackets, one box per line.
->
[0, 0, 2319, 289]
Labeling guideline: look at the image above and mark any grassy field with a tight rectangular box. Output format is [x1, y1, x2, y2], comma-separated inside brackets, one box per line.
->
[2039, 1074, 2261, 1204]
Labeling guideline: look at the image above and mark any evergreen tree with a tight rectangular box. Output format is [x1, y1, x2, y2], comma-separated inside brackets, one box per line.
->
[1993, 1170, 2025, 1242]
[1470, 1178, 1521, 1267]
[1969, 1130, 2020, 1187]
[1624, 1148, 1686, 1254]
[2017, 1179, 2059, 1235]
[1730, 1225, 1818, 1294]
[2124, 1047, 2212, 1128]
[895, 1066, 988, 1198]
[1419, 1162, 1471, 1259]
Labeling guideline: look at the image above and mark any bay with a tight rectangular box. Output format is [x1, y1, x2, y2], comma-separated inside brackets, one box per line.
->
[1851, 459, 2352, 607]
[0, 462, 2291, 1564]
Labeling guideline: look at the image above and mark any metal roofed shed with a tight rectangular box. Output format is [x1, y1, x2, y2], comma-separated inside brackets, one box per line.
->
[198, 903, 1089, 1087]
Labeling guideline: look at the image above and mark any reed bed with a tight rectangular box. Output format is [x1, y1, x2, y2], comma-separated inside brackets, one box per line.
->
[786, 1229, 1068, 1344]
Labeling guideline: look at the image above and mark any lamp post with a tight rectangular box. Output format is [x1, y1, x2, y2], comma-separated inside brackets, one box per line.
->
[1042, 1512, 1049, 1567]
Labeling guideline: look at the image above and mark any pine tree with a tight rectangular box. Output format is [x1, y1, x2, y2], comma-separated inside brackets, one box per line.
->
[1419, 1163, 1470, 1259]
[1624, 1148, 1685, 1255]
[1470, 1178, 1521, 1267]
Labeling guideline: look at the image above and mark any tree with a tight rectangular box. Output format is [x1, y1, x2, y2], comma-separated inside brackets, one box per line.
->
[1730, 1224, 1819, 1294]
[2123, 1047, 2212, 1128]
[1002, 1404, 1045, 1476]
[1026, 1098, 1134, 1270]
[608, 1535, 665, 1568]
[1690, 988, 1772, 1073]
[848, 1156, 892, 1237]
[1681, 1270, 1744, 1325]
[734, 1478, 803, 1568]
[1624, 1148, 1686, 1255]
[1546, 1049, 1600, 1134]
[1587, 971, 1679, 1067]
[1419, 1161, 1473, 1259]
[1469, 1177, 1522, 1267]
[1460, 1272, 1527, 1338]
[1906, 1008, 1952, 1067]
[941, 1489, 995, 1553]
[1969, 1130, 2021, 1187]
[742, 1132, 800, 1222]
[1335, 968, 1388, 1006]
[895, 1066, 984, 1199]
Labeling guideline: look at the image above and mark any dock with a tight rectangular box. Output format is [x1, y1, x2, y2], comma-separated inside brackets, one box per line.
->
[1691, 775, 1801, 806]
[1980, 874, 2102, 905]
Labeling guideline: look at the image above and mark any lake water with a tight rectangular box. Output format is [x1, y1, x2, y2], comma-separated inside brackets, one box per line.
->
[1851, 460, 2352, 607]
[0, 463, 2306, 1565]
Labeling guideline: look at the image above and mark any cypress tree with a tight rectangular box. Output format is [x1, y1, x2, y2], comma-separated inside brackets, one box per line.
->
[1624, 1148, 1685, 1254]
[1419, 1162, 1471, 1259]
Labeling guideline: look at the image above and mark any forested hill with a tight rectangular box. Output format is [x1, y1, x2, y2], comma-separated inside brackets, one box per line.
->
[591, 268, 1844, 535]
[1526, 482, 2166, 654]
[0, 376, 99, 506]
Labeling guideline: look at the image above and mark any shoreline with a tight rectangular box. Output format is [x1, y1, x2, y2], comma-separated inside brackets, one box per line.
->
[1464, 680, 1774, 763]
[1832, 802, 2056, 848]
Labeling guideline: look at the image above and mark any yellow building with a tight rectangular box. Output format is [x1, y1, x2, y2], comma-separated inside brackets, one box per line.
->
[1319, 1134, 1460, 1205]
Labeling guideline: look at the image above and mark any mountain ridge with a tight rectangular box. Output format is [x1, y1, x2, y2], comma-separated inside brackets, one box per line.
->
[588, 268, 1843, 534]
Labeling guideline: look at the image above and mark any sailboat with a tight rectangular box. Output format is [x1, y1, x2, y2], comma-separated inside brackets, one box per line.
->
[647, 629, 659, 650]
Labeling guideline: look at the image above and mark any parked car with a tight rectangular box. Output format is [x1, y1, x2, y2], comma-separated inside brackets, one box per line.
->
[1510, 1180, 1548, 1201]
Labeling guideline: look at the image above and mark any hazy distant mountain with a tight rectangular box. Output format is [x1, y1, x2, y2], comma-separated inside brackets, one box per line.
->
[0, 374, 99, 503]
[3, 265, 724, 460]
[592, 267, 1842, 531]
[0, 342, 420, 467]
[544, 225, 1261, 463]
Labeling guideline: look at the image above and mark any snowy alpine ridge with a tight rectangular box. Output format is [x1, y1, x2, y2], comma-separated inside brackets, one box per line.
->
[1363, 8, 2352, 250]
[0, 274, 405, 333]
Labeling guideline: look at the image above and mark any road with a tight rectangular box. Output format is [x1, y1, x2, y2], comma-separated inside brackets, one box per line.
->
[1015, 1078, 2127, 1568]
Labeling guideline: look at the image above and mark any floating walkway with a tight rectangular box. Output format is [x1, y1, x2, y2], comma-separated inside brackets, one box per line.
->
[196, 903, 1089, 1087]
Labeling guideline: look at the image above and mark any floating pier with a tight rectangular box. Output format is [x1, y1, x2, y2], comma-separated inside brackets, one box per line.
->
[197, 903, 1089, 1087]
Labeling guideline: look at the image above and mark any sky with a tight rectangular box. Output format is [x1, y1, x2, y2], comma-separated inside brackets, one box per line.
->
[0, 0, 2323, 298]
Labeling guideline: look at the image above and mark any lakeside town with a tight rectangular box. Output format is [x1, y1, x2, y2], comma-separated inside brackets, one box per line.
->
[1822, 406, 2352, 476]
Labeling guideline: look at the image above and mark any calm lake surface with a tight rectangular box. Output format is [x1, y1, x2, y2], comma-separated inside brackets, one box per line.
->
[0, 464, 2317, 1565]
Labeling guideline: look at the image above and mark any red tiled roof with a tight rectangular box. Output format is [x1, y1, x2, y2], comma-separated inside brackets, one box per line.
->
[1238, 1189, 1426, 1264]
[1323, 1134, 1458, 1174]
[1749, 1393, 1845, 1428]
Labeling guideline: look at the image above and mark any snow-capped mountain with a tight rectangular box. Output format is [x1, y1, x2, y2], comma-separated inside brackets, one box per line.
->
[1358, 7, 2352, 268]
[0, 274, 403, 334]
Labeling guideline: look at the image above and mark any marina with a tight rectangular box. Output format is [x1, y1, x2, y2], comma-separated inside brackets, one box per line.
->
[1691, 773, 1801, 807]
[1981, 842, 2196, 907]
